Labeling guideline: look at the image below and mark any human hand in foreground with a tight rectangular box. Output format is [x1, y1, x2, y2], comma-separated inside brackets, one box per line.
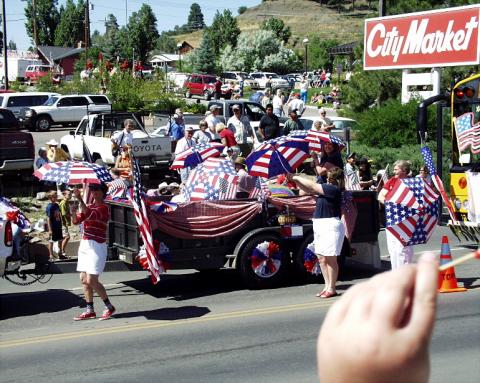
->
[317, 252, 438, 383]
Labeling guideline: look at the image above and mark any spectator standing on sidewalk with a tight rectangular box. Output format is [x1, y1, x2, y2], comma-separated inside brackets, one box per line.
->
[71, 183, 116, 321]
[272, 89, 284, 117]
[300, 75, 309, 104]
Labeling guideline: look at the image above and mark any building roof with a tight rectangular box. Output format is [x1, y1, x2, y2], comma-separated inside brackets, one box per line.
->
[37, 46, 85, 64]
[149, 54, 181, 63]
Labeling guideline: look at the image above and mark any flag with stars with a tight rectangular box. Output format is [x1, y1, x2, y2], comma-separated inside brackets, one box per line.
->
[421, 146, 457, 222]
[33, 161, 112, 185]
[385, 177, 439, 246]
[455, 112, 480, 154]
[183, 157, 239, 202]
[129, 156, 164, 284]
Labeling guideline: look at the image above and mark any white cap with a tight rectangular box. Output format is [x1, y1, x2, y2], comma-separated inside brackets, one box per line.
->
[46, 139, 59, 146]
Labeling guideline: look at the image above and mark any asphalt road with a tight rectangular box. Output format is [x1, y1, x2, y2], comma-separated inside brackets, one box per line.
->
[1, 226, 479, 383]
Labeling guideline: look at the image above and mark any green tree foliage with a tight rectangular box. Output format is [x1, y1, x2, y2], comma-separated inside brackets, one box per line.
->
[126, 4, 159, 63]
[102, 14, 122, 60]
[220, 30, 301, 73]
[387, 0, 478, 15]
[209, 10, 240, 56]
[54, 0, 85, 47]
[238, 6, 248, 15]
[155, 32, 178, 54]
[8, 40, 17, 50]
[306, 36, 338, 70]
[188, 31, 217, 74]
[260, 17, 291, 44]
[24, 0, 60, 46]
[187, 3, 206, 31]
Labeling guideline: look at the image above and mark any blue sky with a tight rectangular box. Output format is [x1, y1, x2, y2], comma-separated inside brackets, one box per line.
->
[6, 0, 261, 51]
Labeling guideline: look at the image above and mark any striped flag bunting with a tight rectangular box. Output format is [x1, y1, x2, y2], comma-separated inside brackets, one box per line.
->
[130, 156, 164, 283]
[246, 136, 310, 179]
[171, 142, 225, 170]
[385, 177, 439, 246]
[106, 178, 129, 199]
[33, 161, 112, 185]
[454, 112, 480, 154]
[421, 146, 457, 222]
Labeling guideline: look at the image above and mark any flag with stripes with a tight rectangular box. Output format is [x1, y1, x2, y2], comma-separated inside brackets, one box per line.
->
[421, 146, 457, 222]
[106, 179, 129, 199]
[0, 197, 31, 229]
[385, 177, 439, 246]
[306, 130, 346, 152]
[455, 112, 480, 154]
[344, 169, 361, 190]
[171, 142, 225, 169]
[249, 177, 271, 201]
[130, 157, 164, 283]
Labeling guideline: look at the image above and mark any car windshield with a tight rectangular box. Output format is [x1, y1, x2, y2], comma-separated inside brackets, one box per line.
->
[299, 119, 313, 130]
[266, 73, 280, 79]
[43, 96, 58, 106]
[205, 76, 216, 84]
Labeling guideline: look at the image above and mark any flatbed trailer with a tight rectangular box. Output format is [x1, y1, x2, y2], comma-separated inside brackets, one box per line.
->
[107, 191, 381, 289]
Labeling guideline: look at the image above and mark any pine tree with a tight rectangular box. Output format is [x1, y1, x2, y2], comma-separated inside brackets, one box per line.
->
[54, 0, 85, 47]
[209, 10, 240, 57]
[24, 0, 60, 46]
[260, 17, 291, 44]
[193, 31, 216, 74]
[187, 3, 206, 31]
[127, 4, 159, 63]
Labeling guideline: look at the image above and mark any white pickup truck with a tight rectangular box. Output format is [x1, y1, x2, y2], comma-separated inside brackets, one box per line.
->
[60, 112, 172, 172]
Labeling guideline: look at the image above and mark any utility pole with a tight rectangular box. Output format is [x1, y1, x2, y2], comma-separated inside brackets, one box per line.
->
[379, 0, 386, 17]
[1, 0, 8, 89]
[84, 0, 90, 69]
[32, 0, 38, 47]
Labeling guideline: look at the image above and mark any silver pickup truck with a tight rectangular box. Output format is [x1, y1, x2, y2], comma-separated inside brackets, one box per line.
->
[60, 112, 172, 172]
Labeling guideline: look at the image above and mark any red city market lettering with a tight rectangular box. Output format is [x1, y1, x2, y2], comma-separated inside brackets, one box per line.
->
[364, 5, 480, 69]
[366, 17, 478, 63]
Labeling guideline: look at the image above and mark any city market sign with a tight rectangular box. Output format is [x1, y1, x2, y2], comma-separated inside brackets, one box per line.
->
[363, 5, 480, 70]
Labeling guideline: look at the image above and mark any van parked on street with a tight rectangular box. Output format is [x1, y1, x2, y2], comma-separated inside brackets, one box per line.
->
[0, 92, 60, 120]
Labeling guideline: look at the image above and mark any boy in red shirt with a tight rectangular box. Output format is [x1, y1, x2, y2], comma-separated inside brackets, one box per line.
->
[71, 183, 116, 321]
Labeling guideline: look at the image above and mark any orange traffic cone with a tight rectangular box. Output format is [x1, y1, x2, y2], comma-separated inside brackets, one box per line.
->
[438, 236, 467, 293]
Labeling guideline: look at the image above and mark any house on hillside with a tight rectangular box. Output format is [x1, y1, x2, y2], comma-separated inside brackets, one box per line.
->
[36, 46, 84, 78]
[149, 53, 182, 70]
[177, 41, 195, 55]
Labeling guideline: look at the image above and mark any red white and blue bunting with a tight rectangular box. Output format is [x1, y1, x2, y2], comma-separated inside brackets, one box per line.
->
[137, 240, 171, 276]
[250, 241, 283, 278]
[304, 242, 321, 275]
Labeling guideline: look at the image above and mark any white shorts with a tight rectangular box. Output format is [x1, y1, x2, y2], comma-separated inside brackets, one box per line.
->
[313, 217, 345, 256]
[77, 239, 107, 275]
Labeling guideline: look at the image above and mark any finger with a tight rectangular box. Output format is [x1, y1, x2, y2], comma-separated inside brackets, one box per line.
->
[368, 266, 417, 328]
[407, 252, 438, 338]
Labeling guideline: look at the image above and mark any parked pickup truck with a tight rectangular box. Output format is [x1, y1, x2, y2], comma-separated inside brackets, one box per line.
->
[153, 100, 288, 139]
[22, 94, 112, 131]
[0, 108, 34, 182]
[60, 112, 172, 172]
[107, 191, 381, 289]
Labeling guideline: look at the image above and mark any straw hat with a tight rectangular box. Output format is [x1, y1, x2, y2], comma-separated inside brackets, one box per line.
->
[234, 156, 246, 168]
[46, 139, 59, 146]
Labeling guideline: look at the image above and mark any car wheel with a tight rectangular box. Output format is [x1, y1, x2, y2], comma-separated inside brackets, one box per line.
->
[204, 91, 211, 101]
[35, 116, 52, 132]
[237, 233, 287, 289]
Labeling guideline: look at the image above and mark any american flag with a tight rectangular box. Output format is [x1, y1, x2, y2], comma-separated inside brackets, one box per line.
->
[130, 157, 164, 283]
[33, 161, 112, 185]
[344, 168, 361, 190]
[183, 157, 238, 202]
[249, 177, 271, 200]
[421, 146, 457, 222]
[171, 142, 225, 169]
[385, 177, 439, 246]
[455, 112, 480, 154]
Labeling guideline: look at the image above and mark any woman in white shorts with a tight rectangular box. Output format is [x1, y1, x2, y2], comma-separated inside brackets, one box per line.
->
[288, 168, 345, 298]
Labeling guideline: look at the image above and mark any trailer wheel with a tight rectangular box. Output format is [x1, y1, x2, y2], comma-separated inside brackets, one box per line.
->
[294, 233, 348, 281]
[237, 234, 287, 289]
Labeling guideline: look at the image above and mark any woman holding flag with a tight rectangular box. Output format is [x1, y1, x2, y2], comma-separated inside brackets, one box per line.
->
[378, 160, 413, 270]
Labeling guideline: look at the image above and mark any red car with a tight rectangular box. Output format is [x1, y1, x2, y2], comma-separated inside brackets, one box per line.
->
[183, 73, 231, 100]
[24, 64, 54, 84]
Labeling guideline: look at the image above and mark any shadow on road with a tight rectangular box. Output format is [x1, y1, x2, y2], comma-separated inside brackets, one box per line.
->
[122, 269, 245, 301]
[113, 305, 210, 321]
[457, 277, 480, 289]
[0, 289, 81, 320]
